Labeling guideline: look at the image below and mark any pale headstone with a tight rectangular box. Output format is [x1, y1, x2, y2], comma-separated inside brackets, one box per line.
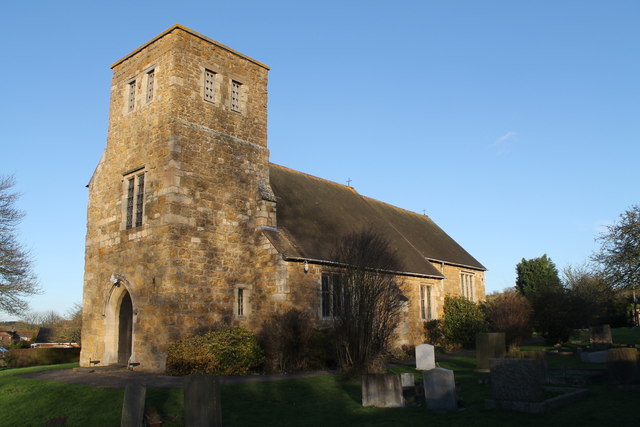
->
[400, 373, 414, 388]
[184, 374, 222, 427]
[361, 374, 404, 408]
[422, 367, 457, 413]
[121, 384, 146, 427]
[476, 332, 506, 371]
[590, 324, 613, 350]
[415, 344, 436, 370]
[607, 348, 639, 384]
[490, 358, 545, 402]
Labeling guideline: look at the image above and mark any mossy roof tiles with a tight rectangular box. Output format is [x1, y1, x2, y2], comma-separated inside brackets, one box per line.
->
[268, 164, 485, 278]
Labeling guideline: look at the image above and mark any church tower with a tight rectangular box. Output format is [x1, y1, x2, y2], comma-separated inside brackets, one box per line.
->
[81, 25, 271, 371]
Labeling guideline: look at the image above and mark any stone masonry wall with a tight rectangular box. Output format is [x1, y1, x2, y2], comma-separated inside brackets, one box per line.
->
[81, 25, 486, 372]
[81, 26, 272, 372]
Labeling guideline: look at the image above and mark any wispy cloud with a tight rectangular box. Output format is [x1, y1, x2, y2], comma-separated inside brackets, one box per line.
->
[491, 131, 518, 155]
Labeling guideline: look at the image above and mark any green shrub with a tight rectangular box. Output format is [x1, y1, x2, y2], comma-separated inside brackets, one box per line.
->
[166, 326, 264, 376]
[424, 319, 444, 346]
[6, 348, 80, 368]
[442, 296, 487, 348]
[258, 309, 314, 373]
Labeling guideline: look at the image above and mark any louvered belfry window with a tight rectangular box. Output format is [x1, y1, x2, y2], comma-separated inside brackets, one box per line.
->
[204, 69, 216, 102]
[146, 69, 155, 103]
[128, 80, 136, 112]
[231, 80, 242, 112]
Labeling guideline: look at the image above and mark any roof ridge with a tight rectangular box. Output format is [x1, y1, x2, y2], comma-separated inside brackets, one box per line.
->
[361, 194, 433, 221]
[269, 163, 358, 193]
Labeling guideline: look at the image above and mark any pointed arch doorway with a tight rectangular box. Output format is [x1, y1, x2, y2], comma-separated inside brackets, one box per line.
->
[117, 290, 133, 365]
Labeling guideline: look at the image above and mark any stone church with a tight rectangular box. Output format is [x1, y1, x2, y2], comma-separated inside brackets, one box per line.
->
[80, 25, 486, 372]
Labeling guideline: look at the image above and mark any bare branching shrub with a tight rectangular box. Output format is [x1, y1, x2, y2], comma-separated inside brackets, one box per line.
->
[330, 229, 406, 376]
[484, 290, 533, 347]
[0, 175, 40, 315]
[258, 308, 314, 373]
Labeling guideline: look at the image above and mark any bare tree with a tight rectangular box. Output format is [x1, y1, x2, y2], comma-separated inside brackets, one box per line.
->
[330, 229, 406, 376]
[593, 205, 640, 289]
[0, 176, 39, 315]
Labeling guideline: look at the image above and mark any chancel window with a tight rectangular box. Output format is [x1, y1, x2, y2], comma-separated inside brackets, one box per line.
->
[461, 272, 475, 301]
[420, 284, 432, 321]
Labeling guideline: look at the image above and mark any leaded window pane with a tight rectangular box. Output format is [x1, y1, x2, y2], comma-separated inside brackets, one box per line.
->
[332, 274, 341, 317]
[126, 178, 134, 229]
[238, 289, 244, 316]
[135, 174, 144, 227]
[321, 275, 331, 318]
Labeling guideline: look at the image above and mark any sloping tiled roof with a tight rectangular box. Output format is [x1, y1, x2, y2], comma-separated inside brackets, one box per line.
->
[266, 164, 485, 278]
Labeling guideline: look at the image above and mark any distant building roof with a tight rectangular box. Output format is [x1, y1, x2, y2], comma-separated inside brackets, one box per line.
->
[265, 164, 485, 278]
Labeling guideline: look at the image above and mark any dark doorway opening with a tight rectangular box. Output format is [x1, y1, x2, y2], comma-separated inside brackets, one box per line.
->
[117, 291, 133, 365]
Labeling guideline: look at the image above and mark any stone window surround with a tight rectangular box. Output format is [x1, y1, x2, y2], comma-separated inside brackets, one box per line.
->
[203, 68, 218, 103]
[320, 273, 342, 320]
[121, 167, 146, 231]
[200, 65, 249, 113]
[127, 79, 136, 113]
[144, 66, 156, 104]
[234, 284, 251, 319]
[123, 64, 158, 115]
[460, 271, 475, 302]
[420, 284, 433, 321]
[230, 80, 242, 112]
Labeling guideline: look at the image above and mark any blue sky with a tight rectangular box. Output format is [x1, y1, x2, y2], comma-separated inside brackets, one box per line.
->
[1, 1, 638, 319]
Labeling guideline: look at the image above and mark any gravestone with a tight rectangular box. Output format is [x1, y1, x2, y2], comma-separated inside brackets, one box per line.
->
[590, 324, 612, 350]
[476, 332, 506, 371]
[361, 374, 404, 407]
[184, 374, 222, 427]
[511, 350, 548, 383]
[422, 367, 457, 413]
[415, 344, 436, 370]
[121, 384, 146, 427]
[401, 373, 415, 388]
[607, 348, 639, 384]
[490, 358, 545, 402]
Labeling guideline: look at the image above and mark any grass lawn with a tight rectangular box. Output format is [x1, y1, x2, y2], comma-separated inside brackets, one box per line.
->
[1, 348, 639, 426]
